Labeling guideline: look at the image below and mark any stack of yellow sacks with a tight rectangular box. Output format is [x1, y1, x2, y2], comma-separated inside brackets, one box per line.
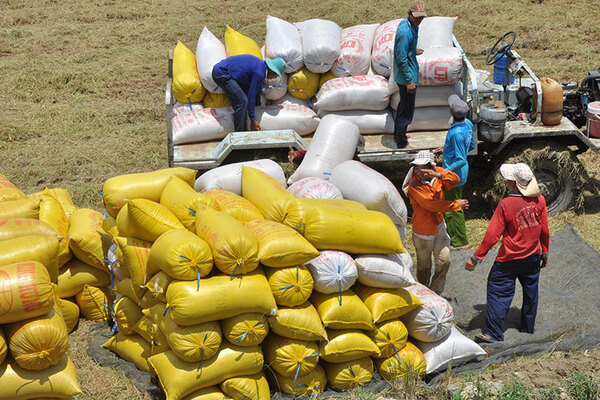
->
[98, 166, 432, 399]
[0, 173, 82, 399]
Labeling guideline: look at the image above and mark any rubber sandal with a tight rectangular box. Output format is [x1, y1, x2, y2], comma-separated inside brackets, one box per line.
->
[474, 333, 501, 343]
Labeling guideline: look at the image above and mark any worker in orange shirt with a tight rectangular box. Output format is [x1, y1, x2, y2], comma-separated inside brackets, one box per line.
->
[402, 150, 469, 294]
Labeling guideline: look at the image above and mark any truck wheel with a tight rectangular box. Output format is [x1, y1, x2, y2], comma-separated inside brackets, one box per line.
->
[481, 143, 583, 216]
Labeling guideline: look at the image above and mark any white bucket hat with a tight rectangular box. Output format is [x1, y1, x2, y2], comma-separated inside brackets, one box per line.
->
[500, 163, 541, 197]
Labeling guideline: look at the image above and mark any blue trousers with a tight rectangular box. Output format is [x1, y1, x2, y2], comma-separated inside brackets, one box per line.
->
[393, 84, 416, 147]
[211, 71, 248, 132]
[485, 254, 541, 341]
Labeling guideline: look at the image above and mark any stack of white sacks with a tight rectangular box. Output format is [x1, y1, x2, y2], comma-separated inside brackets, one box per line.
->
[171, 15, 464, 145]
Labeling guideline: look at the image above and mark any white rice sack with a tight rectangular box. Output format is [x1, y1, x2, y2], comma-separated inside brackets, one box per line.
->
[329, 160, 407, 226]
[418, 47, 463, 86]
[270, 93, 310, 106]
[315, 75, 389, 113]
[265, 15, 304, 74]
[390, 83, 462, 110]
[255, 100, 319, 136]
[171, 105, 233, 145]
[287, 177, 343, 199]
[306, 251, 357, 294]
[320, 110, 394, 134]
[295, 19, 341, 74]
[406, 106, 452, 132]
[288, 115, 360, 184]
[371, 19, 402, 77]
[354, 253, 415, 289]
[194, 159, 286, 193]
[399, 252, 413, 271]
[401, 283, 454, 343]
[196, 27, 226, 94]
[417, 17, 457, 49]
[263, 73, 288, 101]
[415, 327, 487, 374]
[332, 24, 379, 77]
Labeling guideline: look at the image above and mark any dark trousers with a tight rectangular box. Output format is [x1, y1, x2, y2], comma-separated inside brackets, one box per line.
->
[393, 84, 416, 147]
[485, 254, 541, 341]
[211, 71, 248, 132]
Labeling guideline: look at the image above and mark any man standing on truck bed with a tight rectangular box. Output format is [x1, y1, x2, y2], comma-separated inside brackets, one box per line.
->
[392, 0, 426, 149]
[435, 94, 476, 250]
[212, 54, 287, 132]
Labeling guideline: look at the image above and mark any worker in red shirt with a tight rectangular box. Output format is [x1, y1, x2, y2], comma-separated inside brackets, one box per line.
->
[403, 150, 469, 294]
[465, 163, 549, 343]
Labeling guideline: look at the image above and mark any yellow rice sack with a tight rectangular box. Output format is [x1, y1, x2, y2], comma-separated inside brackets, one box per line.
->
[38, 193, 71, 267]
[374, 341, 427, 381]
[0, 261, 55, 324]
[0, 173, 25, 202]
[144, 271, 172, 303]
[264, 266, 313, 307]
[319, 71, 337, 88]
[146, 229, 213, 281]
[0, 355, 81, 399]
[172, 40, 206, 105]
[303, 206, 405, 254]
[319, 329, 379, 363]
[56, 259, 111, 298]
[140, 289, 160, 309]
[368, 320, 408, 359]
[149, 303, 222, 363]
[58, 298, 80, 333]
[115, 236, 153, 288]
[166, 270, 276, 326]
[0, 197, 39, 220]
[220, 373, 270, 400]
[0, 234, 60, 282]
[262, 334, 320, 378]
[114, 296, 143, 335]
[288, 68, 319, 99]
[103, 332, 152, 372]
[29, 188, 76, 219]
[75, 285, 113, 322]
[117, 199, 185, 242]
[133, 315, 168, 347]
[160, 176, 217, 231]
[245, 219, 319, 267]
[114, 277, 144, 305]
[0, 328, 6, 365]
[5, 306, 68, 371]
[272, 365, 326, 396]
[195, 207, 259, 276]
[204, 189, 264, 223]
[323, 357, 373, 391]
[149, 344, 264, 400]
[353, 283, 423, 324]
[310, 289, 374, 330]
[220, 313, 269, 347]
[203, 92, 231, 108]
[269, 302, 327, 341]
[282, 198, 366, 234]
[182, 387, 231, 400]
[102, 214, 119, 238]
[68, 208, 109, 272]
[224, 25, 262, 59]
[241, 166, 293, 222]
[0, 218, 56, 241]
[103, 167, 196, 218]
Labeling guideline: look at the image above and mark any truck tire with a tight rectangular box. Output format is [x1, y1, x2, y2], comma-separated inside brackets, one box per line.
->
[480, 143, 583, 216]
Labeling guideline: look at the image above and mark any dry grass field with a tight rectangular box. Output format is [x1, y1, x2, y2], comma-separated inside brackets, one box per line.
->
[2, 0, 600, 398]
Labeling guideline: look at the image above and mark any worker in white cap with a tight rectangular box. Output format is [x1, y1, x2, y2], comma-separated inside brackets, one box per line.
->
[403, 150, 469, 295]
[466, 163, 549, 343]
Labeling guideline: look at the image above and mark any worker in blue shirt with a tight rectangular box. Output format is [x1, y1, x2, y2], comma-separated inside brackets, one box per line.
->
[212, 54, 286, 132]
[393, 0, 426, 149]
[435, 94, 476, 249]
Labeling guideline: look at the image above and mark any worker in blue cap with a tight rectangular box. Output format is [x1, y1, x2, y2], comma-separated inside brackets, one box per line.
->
[212, 55, 287, 132]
